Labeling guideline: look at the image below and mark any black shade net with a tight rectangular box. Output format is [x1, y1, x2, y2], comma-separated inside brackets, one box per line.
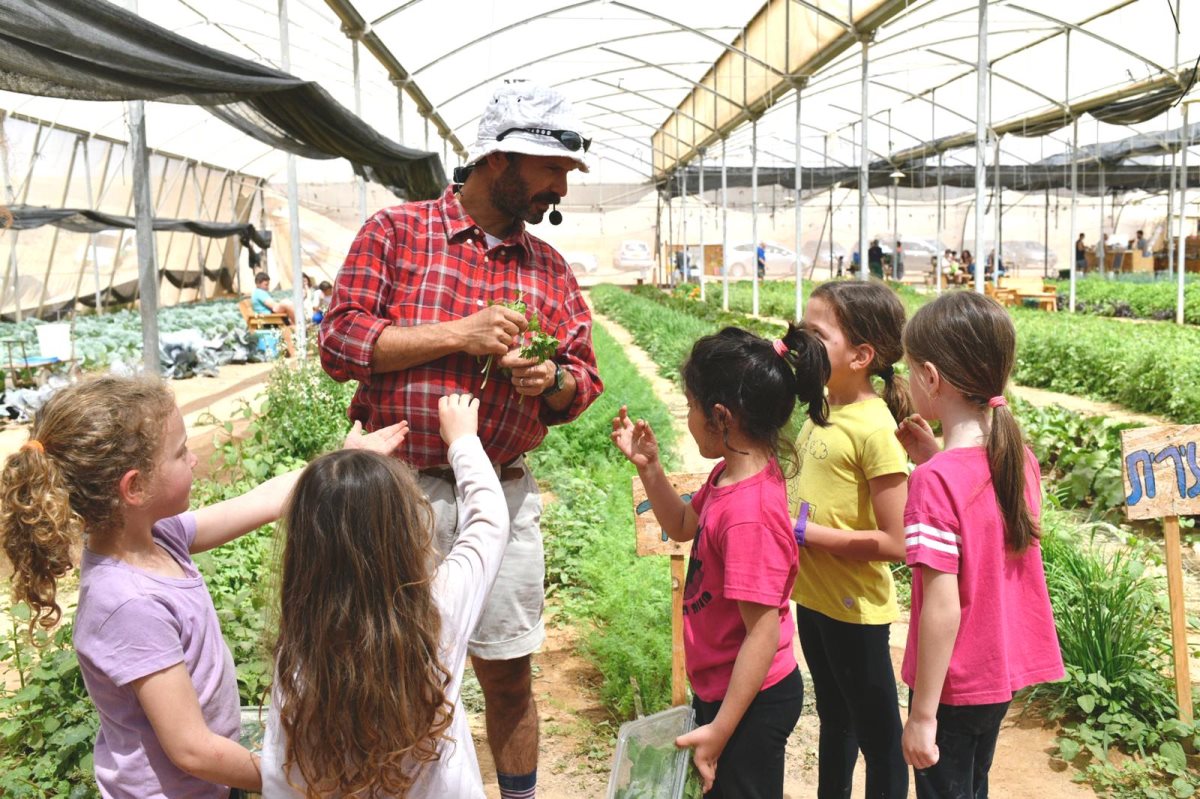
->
[0, 0, 445, 200]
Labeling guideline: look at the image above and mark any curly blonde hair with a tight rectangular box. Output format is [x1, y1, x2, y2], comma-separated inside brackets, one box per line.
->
[273, 449, 454, 797]
[0, 376, 175, 633]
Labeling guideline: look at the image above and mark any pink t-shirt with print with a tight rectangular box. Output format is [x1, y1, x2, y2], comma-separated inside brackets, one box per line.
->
[902, 447, 1064, 705]
[685, 459, 798, 703]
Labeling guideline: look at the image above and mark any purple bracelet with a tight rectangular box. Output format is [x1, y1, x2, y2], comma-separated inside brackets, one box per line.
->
[794, 502, 810, 548]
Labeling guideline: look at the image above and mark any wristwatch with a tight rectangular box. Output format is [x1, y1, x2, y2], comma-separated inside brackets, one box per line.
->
[542, 363, 567, 397]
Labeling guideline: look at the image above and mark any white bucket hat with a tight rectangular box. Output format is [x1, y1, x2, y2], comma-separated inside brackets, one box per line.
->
[465, 83, 590, 172]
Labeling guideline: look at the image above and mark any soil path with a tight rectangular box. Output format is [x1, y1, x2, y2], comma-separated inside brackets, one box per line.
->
[585, 309, 1096, 798]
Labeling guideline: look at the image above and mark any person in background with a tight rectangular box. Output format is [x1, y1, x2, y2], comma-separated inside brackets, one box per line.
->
[896, 291, 1063, 798]
[868, 239, 884, 280]
[1075, 233, 1087, 273]
[319, 82, 603, 799]
[894, 242, 905, 282]
[1135, 230, 1151, 257]
[757, 242, 767, 280]
[250, 271, 296, 325]
[312, 280, 333, 324]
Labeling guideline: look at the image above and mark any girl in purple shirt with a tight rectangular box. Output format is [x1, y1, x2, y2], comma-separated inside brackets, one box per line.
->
[612, 324, 829, 799]
[896, 292, 1063, 798]
[0, 375, 405, 799]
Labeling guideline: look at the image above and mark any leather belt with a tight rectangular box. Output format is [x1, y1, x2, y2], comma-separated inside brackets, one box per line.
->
[419, 459, 525, 483]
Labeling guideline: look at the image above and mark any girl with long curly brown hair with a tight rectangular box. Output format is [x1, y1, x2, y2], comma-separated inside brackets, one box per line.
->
[262, 393, 510, 798]
[0, 374, 406, 799]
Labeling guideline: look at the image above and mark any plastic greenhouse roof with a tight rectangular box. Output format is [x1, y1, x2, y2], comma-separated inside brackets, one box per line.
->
[1, 0, 1197, 189]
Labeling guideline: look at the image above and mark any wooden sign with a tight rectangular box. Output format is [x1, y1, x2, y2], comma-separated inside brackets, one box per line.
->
[632, 473, 709, 556]
[1120, 425, 1200, 521]
[631, 472, 708, 707]
[1119, 425, 1195, 723]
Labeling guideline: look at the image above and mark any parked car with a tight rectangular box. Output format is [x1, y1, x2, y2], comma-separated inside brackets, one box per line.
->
[613, 240, 655, 273]
[561, 250, 598, 273]
[724, 242, 808, 278]
[801, 240, 848, 271]
[1001, 240, 1059, 271]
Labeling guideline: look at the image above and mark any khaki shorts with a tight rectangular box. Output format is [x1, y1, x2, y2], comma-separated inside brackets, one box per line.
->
[418, 457, 545, 661]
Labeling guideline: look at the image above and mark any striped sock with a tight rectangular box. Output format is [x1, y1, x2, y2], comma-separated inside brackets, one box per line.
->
[497, 769, 537, 799]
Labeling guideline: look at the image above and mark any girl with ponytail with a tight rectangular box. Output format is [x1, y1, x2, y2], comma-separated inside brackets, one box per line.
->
[790, 279, 913, 798]
[898, 291, 1063, 797]
[0, 375, 405, 799]
[611, 324, 828, 798]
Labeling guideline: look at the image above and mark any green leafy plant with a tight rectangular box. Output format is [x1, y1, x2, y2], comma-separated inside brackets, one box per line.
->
[480, 297, 527, 388]
[0, 607, 99, 799]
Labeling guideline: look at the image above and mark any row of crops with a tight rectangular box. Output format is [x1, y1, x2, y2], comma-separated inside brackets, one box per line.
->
[591, 283, 1199, 797]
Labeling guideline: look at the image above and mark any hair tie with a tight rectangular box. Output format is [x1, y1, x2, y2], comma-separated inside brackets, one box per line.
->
[772, 339, 789, 358]
[22, 439, 44, 454]
[879, 365, 895, 381]
[987, 396, 1007, 409]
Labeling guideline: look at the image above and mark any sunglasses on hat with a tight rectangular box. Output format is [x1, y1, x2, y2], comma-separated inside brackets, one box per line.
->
[496, 127, 591, 153]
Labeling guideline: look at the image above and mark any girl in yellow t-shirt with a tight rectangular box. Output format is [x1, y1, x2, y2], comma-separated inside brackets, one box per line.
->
[792, 279, 912, 798]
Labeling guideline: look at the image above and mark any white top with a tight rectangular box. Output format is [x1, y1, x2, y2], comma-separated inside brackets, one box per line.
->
[261, 435, 509, 798]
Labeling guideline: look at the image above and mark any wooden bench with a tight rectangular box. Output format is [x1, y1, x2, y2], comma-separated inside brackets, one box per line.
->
[238, 298, 293, 357]
[998, 277, 1057, 311]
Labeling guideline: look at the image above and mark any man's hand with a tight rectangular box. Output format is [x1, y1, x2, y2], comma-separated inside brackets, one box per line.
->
[439, 393, 480, 445]
[453, 305, 528, 357]
[499, 351, 556, 396]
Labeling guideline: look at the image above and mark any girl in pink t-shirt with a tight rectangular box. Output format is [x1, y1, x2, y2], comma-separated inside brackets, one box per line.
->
[612, 324, 829, 798]
[897, 292, 1064, 798]
[0, 375, 405, 799]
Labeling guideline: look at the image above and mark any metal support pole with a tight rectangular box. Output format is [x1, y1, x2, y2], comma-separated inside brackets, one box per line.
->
[932, 88, 942, 292]
[794, 83, 803, 321]
[127, 100, 160, 373]
[424, 116, 430, 151]
[1099, 144, 1106, 278]
[993, 135, 1001, 286]
[1168, 116, 1176, 278]
[973, 0, 988, 293]
[680, 165, 688, 285]
[396, 82, 405, 142]
[81, 136, 104, 313]
[280, 0, 306, 355]
[1070, 118, 1079, 313]
[698, 147, 706, 302]
[1044, 188, 1050, 280]
[752, 118, 760, 316]
[352, 38, 367, 224]
[1176, 102, 1189, 326]
[721, 137, 729, 311]
[858, 38, 870, 281]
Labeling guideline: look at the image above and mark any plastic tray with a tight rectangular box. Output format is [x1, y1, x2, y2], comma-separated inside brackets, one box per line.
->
[606, 705, 696, 799]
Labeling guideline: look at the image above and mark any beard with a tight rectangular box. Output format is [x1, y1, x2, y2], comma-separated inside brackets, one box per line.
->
[489, 157, 560, 225]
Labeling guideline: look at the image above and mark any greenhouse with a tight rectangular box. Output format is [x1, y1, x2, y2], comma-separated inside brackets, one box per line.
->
[0, 0, 1198, 797]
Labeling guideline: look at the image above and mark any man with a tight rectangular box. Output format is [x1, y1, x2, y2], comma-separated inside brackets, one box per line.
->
[250, 271, 296, 324]
[756, 241, 766, 279]
[893, 241, 905, 282]
[868, 238, 884, 280]
[320, 83, 603, 799]
[1075, 232, 1087, 273]
[1136, 229, 1151, 257]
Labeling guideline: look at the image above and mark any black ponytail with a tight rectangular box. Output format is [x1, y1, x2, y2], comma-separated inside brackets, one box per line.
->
[780, 322, 830, 427]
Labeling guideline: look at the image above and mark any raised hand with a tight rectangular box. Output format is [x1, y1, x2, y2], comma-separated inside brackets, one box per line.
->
[439, 393, 480, 445]
[896, 413, 940, 465]
[454, 305, 529, 357]
[342, 419, 408, 454]
[610, 405, 659, 468]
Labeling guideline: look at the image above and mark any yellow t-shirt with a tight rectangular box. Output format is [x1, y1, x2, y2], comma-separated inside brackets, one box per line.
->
[789, 396, 908, 624]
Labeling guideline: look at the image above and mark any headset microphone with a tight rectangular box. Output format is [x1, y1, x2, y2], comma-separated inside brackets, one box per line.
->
[548, 205, 563, 226]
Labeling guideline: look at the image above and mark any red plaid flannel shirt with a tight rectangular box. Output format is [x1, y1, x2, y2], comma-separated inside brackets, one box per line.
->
[319, 186, 603, 469]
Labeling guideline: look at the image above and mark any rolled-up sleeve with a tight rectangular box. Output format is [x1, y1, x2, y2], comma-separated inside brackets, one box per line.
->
[319, 214, 396, 383]
[541, 279, 603, 426]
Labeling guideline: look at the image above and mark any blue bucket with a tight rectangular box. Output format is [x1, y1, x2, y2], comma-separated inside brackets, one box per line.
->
[255, 329, 281, 359]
